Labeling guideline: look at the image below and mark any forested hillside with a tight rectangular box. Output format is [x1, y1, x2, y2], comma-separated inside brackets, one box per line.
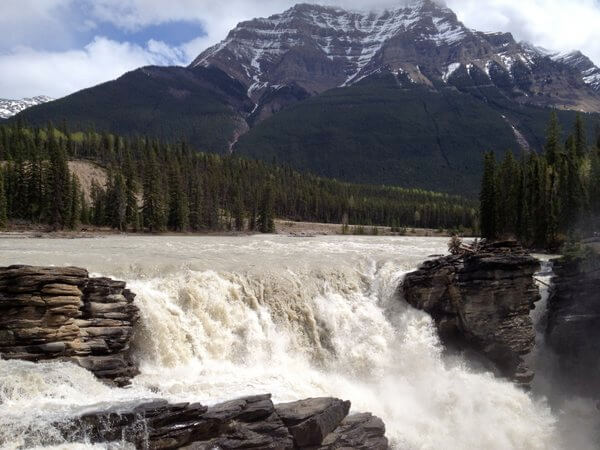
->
[480, 113, 600, 249]
[0, 124, 477, 233]
[236, 75, 600, 196]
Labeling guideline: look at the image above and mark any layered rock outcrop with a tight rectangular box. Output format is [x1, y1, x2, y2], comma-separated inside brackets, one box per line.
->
[546, 250, 600, 395]
[54, 395, 387, 450]
[402, 241, 541, 385]
[0, 265, 138, 385]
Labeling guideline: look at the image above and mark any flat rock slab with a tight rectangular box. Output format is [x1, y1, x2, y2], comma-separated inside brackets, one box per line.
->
[276, 397, 351, 447]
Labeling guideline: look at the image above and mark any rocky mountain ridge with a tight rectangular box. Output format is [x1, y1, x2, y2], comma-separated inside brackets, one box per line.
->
[0, 95, 53, 119]
[193, 0, 600, 113]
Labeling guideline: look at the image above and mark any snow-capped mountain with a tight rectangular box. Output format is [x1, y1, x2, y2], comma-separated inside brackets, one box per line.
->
[0, 96, 53, 119]
[192, 0, 600, 112]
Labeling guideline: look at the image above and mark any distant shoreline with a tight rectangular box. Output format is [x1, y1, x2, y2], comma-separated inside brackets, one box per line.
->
[0, 220, 454, 239]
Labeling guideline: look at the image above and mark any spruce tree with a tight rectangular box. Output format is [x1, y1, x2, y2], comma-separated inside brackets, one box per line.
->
[258, 182, 275, 234]
[142, 151, 166, 232]
[574, 113, 587, 158]
[0, 168, 7, 229]
[480, 152, 497, 240]
[545, 112, 561, 166]
[68, 174, 81, 230]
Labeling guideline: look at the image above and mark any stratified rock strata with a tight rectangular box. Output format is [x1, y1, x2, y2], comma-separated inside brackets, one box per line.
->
[54, 395, 387, 450]
[0, 265, 138, 385]
[546, 251, 600, 395]
[402, 241, 541, 385]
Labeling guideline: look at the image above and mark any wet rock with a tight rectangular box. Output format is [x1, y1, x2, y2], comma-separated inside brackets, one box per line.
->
[0, 265, 138, 385]
[403, 241, 541, 386]
[546, 251, 600, 395]
[52, 395, 386, 450]
[276, 397, 350, 448]
[320, 413, 388, 450]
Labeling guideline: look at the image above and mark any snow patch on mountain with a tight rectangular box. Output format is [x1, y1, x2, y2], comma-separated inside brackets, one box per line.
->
[0, 96, 53, 119]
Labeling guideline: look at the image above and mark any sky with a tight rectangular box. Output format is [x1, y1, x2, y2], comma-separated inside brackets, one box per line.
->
[1, 0, 599, 99]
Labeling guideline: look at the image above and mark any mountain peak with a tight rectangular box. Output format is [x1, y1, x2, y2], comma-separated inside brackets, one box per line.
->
[190, 1, 600, 112]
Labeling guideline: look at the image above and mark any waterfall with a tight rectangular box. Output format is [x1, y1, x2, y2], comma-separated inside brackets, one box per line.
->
[0, 236, 564, 449]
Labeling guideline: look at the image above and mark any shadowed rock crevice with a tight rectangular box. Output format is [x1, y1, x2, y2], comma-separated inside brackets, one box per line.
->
[546, 251, 600, 396]
[402, 241, 541, 386]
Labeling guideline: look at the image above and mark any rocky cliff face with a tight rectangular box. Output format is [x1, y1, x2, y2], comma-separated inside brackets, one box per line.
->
[546, 250, 600, 396]
[0, 265, 138, 385]
[192, 0, 600, 112]
[402, 241, 541, 386]
[53, 394, 387, 450]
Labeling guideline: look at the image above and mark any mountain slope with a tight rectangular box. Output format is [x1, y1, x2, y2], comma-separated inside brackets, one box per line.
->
[0, 96, 53, 119]
[235, 73, 587, 195]
[12, 1, 600, 196]
[16, 66, 252, 153]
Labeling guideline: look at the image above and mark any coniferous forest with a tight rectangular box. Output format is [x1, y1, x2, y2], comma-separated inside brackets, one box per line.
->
[0, 123, 477, 233]
[480, 112, 600, 249]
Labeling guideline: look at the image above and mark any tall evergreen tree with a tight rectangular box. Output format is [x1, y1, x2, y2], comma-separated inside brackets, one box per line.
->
[142, 151, 166, 232]
[258, 182, 275, 234]
[0, 168, 7, 229]
[480, 152, 497, 239]
[574, 113, 587, 158]
[545, 112, 561, 166]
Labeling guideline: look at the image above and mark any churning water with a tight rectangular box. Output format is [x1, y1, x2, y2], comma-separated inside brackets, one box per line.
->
[0, 235, 586, 449]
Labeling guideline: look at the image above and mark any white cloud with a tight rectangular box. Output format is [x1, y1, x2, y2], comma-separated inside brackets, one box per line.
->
[0, 37, 187, 99]
[447, 0, 600, 63]
[1, 0, 599, 99]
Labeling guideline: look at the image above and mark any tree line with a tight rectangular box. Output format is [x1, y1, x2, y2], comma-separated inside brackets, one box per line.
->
[0, 123, 477, 233]
[480, 112, 600, 249]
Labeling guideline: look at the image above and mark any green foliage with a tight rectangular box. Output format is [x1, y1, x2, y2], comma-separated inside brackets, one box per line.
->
[480, 152, 497, 239]
[0, 123, 477, 233]
[480, 113, 600, 249]
[0, 167, 7, 229]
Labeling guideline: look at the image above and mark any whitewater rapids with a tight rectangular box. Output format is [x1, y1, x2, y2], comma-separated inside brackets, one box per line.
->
[0, 236, 559, 449]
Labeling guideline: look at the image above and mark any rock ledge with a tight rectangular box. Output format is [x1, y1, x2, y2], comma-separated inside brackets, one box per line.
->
[0, 265, 138, 385]
[402, 241, 541, 385]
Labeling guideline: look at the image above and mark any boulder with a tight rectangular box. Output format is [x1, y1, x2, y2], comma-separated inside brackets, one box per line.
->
[276, 397, 350, 448]
[0, 265, 139, 385]
[403, 241, 541, 386]
[320, 413, 388, 450]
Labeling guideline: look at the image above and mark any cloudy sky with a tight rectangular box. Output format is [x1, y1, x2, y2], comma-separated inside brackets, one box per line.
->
[1, 0, 599, 99]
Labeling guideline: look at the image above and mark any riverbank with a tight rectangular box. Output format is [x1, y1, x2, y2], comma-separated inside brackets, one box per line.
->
[0, 220, 455, 239]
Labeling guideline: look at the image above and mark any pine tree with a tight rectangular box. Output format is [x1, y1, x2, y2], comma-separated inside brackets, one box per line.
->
[232, 187, 245, 231]
[574, 113, 587, 158]
[142, 151, 166, 232]
[68, 174, 81, 230]
[545, 112, 561, 166]
[258, 182, 275, 234]
[109, 171, 127, 231]
[480, 152, 497, 240]
[46, 131, 71, 229]
[0, 168, 7, 229]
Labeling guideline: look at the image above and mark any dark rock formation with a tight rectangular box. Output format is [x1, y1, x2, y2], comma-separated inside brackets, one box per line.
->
[546, 251, 600, 395]
[53, 395, 387, 450]
[0, 265, 138, 385]
[402, 241, 541, 385]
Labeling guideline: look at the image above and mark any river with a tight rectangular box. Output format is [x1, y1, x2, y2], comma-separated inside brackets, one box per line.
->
[0, 235, 584, 449]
